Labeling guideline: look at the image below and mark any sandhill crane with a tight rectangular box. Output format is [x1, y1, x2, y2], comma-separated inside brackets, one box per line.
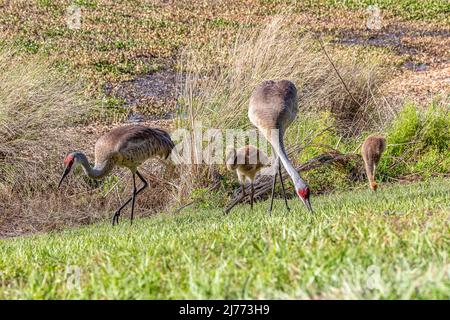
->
[225, 145, 270, 214]
[361, 134, 386, 191]
[58, 125, 175, 225]
[248, 80, 313, 213]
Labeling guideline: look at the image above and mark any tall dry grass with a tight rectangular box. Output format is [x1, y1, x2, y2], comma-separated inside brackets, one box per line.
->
[0, 50, 91, 191]
[0, 50, 100, 236]
[177, 16, 387, 133]
[175, 16, 388, 201]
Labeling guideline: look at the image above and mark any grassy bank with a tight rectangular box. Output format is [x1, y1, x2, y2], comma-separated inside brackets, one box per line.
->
[0, 178, 448, 299]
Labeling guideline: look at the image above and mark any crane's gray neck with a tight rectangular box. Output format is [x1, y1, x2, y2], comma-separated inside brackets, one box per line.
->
[74, 152, 113, 180]
[268, 130, 307, 190]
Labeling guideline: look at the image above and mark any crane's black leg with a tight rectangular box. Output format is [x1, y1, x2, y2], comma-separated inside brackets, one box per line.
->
[113, 197, 130, 226]
[250, 183, 254, 210]
[136, 170, 149, 190]
[112, 170, 148, 225]
[130, 173, 137, 225]
[278, 160, 290, 211]
[268, 163, 278, 215]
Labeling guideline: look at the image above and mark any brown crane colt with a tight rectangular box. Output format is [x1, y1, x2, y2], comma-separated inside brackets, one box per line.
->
[361, 134, 386, 191]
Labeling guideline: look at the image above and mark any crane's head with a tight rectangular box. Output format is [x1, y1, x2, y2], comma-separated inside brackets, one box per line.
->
[295, 184, 313, 213]
[58, 152, 78, 188]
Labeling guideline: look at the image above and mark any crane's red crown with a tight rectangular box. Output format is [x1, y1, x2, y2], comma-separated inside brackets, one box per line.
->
[64, 153, 75, 167]
[297, 187, 310, 200]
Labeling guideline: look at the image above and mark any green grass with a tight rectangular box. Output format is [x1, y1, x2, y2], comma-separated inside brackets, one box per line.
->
[0, 178, 449, 299]
[260, 0, 449, 21]
[320, 0, 449, 21]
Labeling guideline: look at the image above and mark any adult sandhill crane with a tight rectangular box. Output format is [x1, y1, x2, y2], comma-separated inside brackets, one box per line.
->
[248, 80, 313, 213]
[58, 125, 175, 225]
[225, 145, 270, 214]
[361, 134, 386, 191]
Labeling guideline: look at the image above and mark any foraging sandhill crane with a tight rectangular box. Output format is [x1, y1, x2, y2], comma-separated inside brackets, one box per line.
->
[361, 134, 386, 191]
[225, 145, 270, 214]
[58, 125, 175, 225]
[248, 80, 313, 213]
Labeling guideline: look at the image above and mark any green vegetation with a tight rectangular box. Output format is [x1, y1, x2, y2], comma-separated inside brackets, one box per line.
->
[260, 0, 449, 21]
[379, 100, 450, 178]
[0, 178, 448, 299]
[316, 0, 450, 21]
[291, 99, 449, 193]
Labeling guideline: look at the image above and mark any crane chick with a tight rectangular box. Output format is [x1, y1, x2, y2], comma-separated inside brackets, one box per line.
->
[225, 145, 270, 214]
[361, 134, 386, 191]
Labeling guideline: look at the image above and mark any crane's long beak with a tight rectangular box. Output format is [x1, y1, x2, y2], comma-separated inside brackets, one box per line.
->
[58, 166, 70, 188]
[302, 198, 314, 213]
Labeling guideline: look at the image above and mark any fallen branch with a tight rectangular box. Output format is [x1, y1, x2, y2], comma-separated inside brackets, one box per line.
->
[225, 151, 361, 209]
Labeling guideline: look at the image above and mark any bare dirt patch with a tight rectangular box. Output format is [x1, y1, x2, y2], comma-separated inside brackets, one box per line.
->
[332, 23, 449, 104]
[333, 25, 449, 65]
[383, 62, 450, 105]
[104, 69, 181, 121]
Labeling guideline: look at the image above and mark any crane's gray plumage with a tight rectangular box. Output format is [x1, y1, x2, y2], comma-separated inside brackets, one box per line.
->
[58, 124, 175, 225]
[95, 125, 174, 172]
[249, 80, 298, 133]
[248, 80, 312, 213]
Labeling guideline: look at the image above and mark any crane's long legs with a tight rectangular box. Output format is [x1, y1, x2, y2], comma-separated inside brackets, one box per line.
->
[130, 173, 137, 225]
[372, 165, 378, 192]
[278, 162, 290, 211]
[112, 170, 148, 225]
[269, 150, 291, 214]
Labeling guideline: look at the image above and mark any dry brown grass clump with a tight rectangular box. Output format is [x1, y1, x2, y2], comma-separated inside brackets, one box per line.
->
[0, 158, 175, 237]
[0, 50, 107, 236]
[0, 50, 91, 191]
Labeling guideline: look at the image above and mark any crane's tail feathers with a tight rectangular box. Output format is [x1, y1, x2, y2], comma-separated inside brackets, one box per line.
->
[153, 127, 175, 159]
